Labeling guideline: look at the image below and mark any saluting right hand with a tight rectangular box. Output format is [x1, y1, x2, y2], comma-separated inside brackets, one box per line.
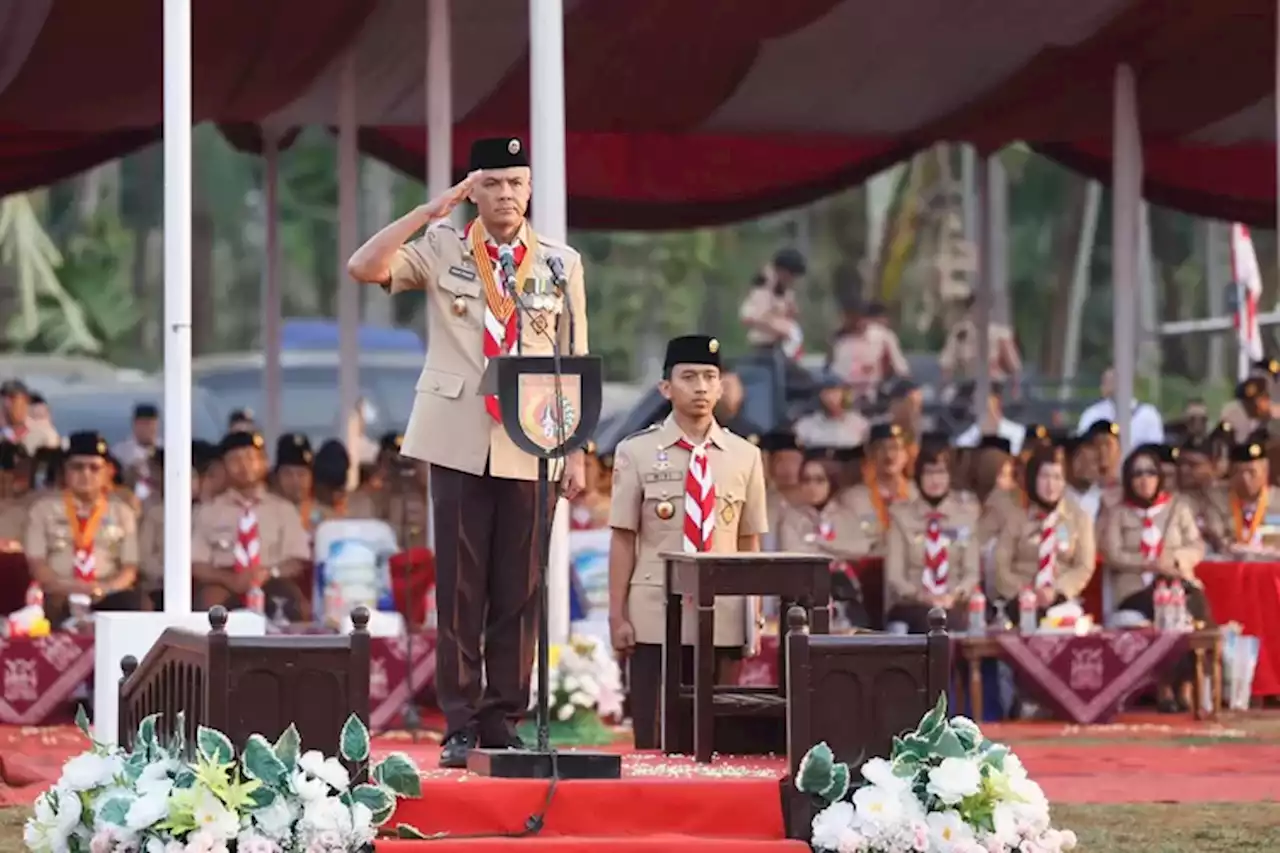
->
[421, 170, 481, 221]
[610, 614, 636, 657]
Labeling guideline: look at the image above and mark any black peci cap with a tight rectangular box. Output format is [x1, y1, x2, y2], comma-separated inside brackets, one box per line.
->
[663, 335, 721, 375]
[468, 137, 529, 172]
[66, 431, 109, 459]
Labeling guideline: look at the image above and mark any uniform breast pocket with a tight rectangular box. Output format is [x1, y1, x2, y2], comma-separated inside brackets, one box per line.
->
[208, 526, 237, 562]
[439, 270, 483, 326]
[50, 524, 71, 553]
[642, 481, 680, 528]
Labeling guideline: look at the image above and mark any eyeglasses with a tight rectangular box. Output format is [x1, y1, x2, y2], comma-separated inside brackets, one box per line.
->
[1131, 467, 1160, 478]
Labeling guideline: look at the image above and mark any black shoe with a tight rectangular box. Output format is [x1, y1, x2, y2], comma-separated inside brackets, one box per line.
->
[480, 726, 525, 750]
[439, 729, 477, 769]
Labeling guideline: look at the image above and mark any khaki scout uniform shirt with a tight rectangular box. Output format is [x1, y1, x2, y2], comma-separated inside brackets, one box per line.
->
[739, 286, 798, 347]
[387, 219, 589, 481]
[992, 497, 1096, 601]
[776, 501, 863, 559]
[191, 486, 311, 571]
[25, 492, 139, 582]
[1202, 485, 1280, 553]
[138, 497, 166, 584]
[386, 488, 430, 550]
[0, 498, 29, 551]
[885, 493, 982, 608]
[610, 418, 768, 647]
[836, 479, 918, 557]
[2, 420, 59, 455]
[828, 326, 910, 397]
[938, 319, 1022, 382]
[793, 410, 870, 449]
[1100, 496, 1205, 605]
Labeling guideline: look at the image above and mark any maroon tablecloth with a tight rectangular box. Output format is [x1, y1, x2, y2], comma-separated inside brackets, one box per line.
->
[0, 631, 438, 730]
[995, 630, 1189, 724]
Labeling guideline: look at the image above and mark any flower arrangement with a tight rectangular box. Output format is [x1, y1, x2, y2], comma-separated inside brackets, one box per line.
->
[523, 635, 623, 746]
[24, 707, 425, 853]
[797, 695, 1077, 853]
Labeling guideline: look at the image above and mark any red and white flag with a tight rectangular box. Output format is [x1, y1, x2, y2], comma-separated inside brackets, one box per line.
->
[1231, 223, 1264, 379]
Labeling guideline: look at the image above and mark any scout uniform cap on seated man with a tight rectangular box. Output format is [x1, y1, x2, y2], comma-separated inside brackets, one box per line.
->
[346, 134, 591, 767]
[607, 334, 768, 749]
[836, 422, 917, 555]
[24, 430, 142, 620]
[273, 432, 318, 527]
[190, 431, 312, 619]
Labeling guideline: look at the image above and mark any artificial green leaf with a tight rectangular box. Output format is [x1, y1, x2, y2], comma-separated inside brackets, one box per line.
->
[98, 797, 131, 826]
[173, 768, 196, 789]
[74, 706, 91, 738]
[795, 742, 835, 797]
[274, 724, 301, 770]
[915, 692, 948, 737]
[396, 824, 432, 840]
[248, 785, 278, 809]
[372, 753, 422, 798]
[984, 744, 1009, 771]
[123, 752, 148, 784]
[243, 734, 288, 787]
[934, 728, 967, 759]
[136, 714, 159, 758]
[821, 763, 851, 803]
[170, 711, 187, 757]
[340, 714, 370, 764]
[197, 726, 234, 765]
[352, 783, 395, 826]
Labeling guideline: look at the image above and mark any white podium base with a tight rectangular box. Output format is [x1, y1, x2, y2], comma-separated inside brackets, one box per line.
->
[93, 611, 267, 746]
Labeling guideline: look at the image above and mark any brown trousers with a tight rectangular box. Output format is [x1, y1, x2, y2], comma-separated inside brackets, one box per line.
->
[432, 464, 549, 741]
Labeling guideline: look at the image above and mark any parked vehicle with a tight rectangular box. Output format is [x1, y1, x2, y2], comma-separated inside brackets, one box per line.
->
[39, 381, 226, 446]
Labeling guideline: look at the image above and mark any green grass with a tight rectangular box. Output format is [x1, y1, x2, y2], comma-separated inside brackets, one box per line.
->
[4, 803, 1280, 850]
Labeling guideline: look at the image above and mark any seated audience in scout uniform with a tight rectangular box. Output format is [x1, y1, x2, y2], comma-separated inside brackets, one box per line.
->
[1203, 436, 1280, 556]
[838, 423, 916, 556]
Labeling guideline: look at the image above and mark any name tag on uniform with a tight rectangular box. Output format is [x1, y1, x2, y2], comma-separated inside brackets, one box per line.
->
[643, 471, 683, 484]
[447, 265, 477, 281]
[947, 526, 970, 542]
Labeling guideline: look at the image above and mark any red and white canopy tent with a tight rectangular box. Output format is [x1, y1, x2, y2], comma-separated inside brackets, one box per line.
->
[1, 0, 1277, 620]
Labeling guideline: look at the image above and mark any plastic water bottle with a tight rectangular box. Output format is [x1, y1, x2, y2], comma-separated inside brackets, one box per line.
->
[245, 584, 265, 615]
[24, 582, 43, 609]
[422, 585, 438, 630]
[1153, 581, 1170, 631]
[1018, 587, 1038, 634]
[967, 590, 987, 636]
[1170, 580, 1188, 631]
[324, 582, 344, 627]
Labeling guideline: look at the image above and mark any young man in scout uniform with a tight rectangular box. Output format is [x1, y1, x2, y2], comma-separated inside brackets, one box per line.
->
[607, 335, 768, 749]
[839, 422, 917, 556]
[1203, 437, 1280, 556]
[272, 432, 318, 527]
[190, 431, 312, 620]
[347, 136, 589, 767]
[938, 294, 1023, 387]
[25, 431, 142, 619]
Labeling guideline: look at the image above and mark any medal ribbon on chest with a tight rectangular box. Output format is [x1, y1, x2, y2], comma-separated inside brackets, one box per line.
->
[677, 438, 715, 552]
[64, 492, 107, 582]
[1034, 508, 1058, 589]
[467, 219, 540, 421]
[1231, 490, 1268, 546]
[235, 497, 261, 573]
[921, 513, 949, 595]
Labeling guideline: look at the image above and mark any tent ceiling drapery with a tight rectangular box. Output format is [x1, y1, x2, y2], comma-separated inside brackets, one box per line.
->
[0, 0, 1274, 229]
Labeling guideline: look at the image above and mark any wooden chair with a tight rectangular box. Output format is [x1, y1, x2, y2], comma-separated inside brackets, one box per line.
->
[118, 605, 371, 762]
[782, 606, 951, 840]
[660, 551, 831, 762]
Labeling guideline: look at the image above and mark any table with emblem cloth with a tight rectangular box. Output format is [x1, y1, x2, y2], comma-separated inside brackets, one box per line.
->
[956, 629, 1221, 724]
[0, 631, 440, 729]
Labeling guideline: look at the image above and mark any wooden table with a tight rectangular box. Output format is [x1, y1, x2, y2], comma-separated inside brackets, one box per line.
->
[661, 551, 831, 762]
[955, 629, 1223, 723]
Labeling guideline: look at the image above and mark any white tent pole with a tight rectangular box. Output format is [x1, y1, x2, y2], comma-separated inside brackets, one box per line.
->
[338, 51, 361, 486]
[1112, 63, 1142, 456]
[425, 0, 451, 551]
[531, 0, 571, 644]
[973, 157, 992, 423]
[1059, 181, 1102, 402]
[262, 131, 283, 452]
[161, 0, 193, 615]
[1204, 221, 1226, 381]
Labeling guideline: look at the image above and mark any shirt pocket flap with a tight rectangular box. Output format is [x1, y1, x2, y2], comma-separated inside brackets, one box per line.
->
[416, 368, 465, 399]
[642, 481, 678, 501]
[439, 269, 482, 299]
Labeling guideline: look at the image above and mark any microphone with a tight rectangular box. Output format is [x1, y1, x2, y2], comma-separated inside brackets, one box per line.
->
[546, 255, 575, 356]
[498, 245, 522, 353]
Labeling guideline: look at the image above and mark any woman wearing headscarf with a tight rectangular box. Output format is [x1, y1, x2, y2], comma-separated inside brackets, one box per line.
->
[1100, 443, 1212, 711]
[884, 442, 981, 633]
[993, 447, 1096, 622]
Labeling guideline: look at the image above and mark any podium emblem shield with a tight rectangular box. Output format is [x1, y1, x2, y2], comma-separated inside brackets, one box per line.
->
[483, 354, 603, 459]
[518, 374, 582, 451]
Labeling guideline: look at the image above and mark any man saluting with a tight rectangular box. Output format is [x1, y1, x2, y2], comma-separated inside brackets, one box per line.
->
[348, 137, 589, 767]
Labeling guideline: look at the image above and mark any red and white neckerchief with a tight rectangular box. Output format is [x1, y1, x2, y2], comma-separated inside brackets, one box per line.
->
[234, 494, 262, 574]
[1034, 507, 1059, 590]
[816, 515, 854, 578]
[466, 220, 530, 422]
[677, 437, 715, 553]
[921, 512, 949, 595]
[1135, 494, 1172, 561]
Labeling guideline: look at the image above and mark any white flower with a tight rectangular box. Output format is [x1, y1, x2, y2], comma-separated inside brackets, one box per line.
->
[927, 757, 982, 805]
[59, 751, 124, 792]
[24, 786, 83, 853]
[297, 750, 351, 793]
[569, 691, 594, 708]
[1008, 776, 1050, 830]
[291, 771, 329, 802]
[927, 810, 975, 851]
[989, 803, 1020, 846]
[349, 803, 376, 846]
[556, 704, 574, 721]
[852, 784, 903, 827]
[860, 758, 910, 795]
[182, 829, 229, 853]
[1002, 753, 1028, 781]
[562, 675, 580, 692]
[834, 826, 865, 853]
[135, 760, 178, 798]
[125, 791, 170, 832]
[90, 825, 137, 853]
[950, 715, 982, 741]
[234, 831, 280, 853]
[191, 788, 239, 842]
[252, 797, 299, 841]
[1059, 828, 1078, 850]
[144, 839, 184, 853]
[810, 801, 855, 851]
[299, 796, 354, 839]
